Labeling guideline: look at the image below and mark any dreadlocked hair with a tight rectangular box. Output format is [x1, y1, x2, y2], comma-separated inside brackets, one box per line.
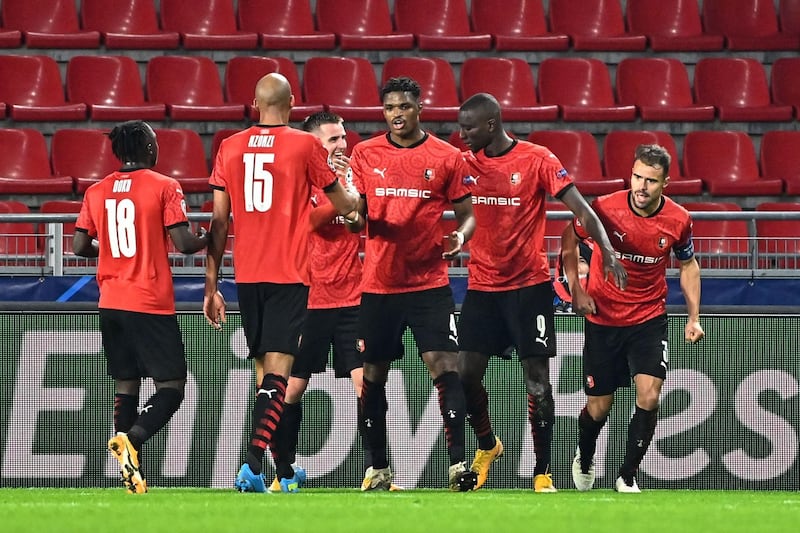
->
[108, 120, 152, 164]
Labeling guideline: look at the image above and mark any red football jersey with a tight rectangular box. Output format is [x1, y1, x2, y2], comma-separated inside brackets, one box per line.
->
[75, 169, 188, 314]
[210, 125, 337, 284]
[574, 190, 694, 326]
[307, 184, 362, 308]
[464, 139, 574, 291]
[350, 133, 473, 294]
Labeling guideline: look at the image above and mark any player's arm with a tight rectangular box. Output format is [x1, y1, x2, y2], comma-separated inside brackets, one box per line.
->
[203, 188, 230, 330]
[72, 229, 98, 258]
[679, 256, 704, 343]
[560, 186, 627, 290]
[169, 223, 209, 254]
[561, 222, 596, 315]
[443, 194, 476, 259]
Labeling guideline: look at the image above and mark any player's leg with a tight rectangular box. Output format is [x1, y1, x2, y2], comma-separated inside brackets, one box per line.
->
[616, 316, 668, 493]
[358, 293, 403, 491]
[268, 376, 308, 492]
[522, 357, 558, 493]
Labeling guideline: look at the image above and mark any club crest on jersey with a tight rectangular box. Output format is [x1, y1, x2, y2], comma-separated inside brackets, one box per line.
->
[556, 168, 568, 179]
[423, 168, 435, 181]
[510, 172, 521, 185]
[658, 237, 667, 248]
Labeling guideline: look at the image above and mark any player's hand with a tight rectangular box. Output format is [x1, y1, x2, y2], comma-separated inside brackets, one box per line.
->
[572, 287, 597, 316]
[685, 320, 704, 344]
[332, 153, 351, 181]
[441, 231, 464, 260]
[602, 250, 628, 290]
[203, 289, 226, 330]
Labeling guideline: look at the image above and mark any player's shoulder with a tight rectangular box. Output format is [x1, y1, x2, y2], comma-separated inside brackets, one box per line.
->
[662, 195, 691, 220]
[595, 189, 629, 207]
[521, 138, 562, 160]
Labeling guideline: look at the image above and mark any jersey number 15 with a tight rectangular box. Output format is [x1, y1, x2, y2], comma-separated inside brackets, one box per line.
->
[243, 153, 275, 213]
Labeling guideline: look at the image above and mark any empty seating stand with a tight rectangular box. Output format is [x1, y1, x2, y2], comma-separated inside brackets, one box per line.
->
[316, 0, 414, 50]
[626, 0, 724, 51]
[81, 0, 180, 49]
[394, 0, 492, 50]
[549, 0, 647, 51]
[237, 0, 336, 50]
[2, 0, 100, 48]
[160, 0, 258, 49]
[469, 0, 569, 51]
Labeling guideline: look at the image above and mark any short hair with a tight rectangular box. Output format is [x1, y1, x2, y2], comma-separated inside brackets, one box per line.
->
[635, 144, 671, 178]
[380, 76, 421, 101]
[301, 111, 344, 133]
[108, 120, 154, 163]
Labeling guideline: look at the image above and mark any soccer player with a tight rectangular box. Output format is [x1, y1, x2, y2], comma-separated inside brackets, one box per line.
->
[267, 111, 392, 491]
[73, 120, 209, 494]
[203, 73, 358, 493]
[345, 76, 477, 491]
[455, 93, 627, 492]
[562, 144, 704, 493]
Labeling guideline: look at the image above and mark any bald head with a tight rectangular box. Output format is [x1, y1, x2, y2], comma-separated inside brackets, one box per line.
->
[254, 73, 293, 112]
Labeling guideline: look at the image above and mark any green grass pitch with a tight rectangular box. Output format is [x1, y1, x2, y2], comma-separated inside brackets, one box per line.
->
[1, 488, 798, 533]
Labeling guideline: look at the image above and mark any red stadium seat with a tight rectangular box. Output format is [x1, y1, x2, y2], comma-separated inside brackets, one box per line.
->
[152, 129, 211, 194]
[527, 130, 624, 196]
[760, 130, 800, 195]
[616, 58, 715, 122]
[237, 0, 336, 50]
[780, 0, 800, 35]
[549, 0, 647, 51]
[703, 0, 799, 50]
[160, 0, 258, 49]
[394, 0, 492, 50]
[381, 57, 460, 121]
[681, 202, 751, 269]
[626, 0, 724, 51]
[754, 201, 800, 268]
[0, 200, 38, 258]
[694, 58, 794, 122]
[770, 57, 800, 118]
[0, 55, 87, 121]
[602, 130, 702, 196]
[81, 0, 180, 49]
[66, 56, 166, 121]
[0, 129, 74, 194]
[469, 0, 569, 51]
[683, 131, 783, 196]
[316, 0, 414, 50]
[343, 129, 363, 157]
[0, 26, 22, 48]
[146, 56, 245, 121]
[51, 129, 119, 193]
[225, 56, 323, 122]
[460, 57, 559, 121]
[303, 57, 382, 121]
[537, 58, 637, 122]
[1, 0, 100, 48]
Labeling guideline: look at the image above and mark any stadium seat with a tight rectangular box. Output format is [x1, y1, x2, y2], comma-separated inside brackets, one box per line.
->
[683, 131, 783, 196]
[66, 56, 166, 121]
[549, 0, 647, 51]
[152, 129, 211, 194]
[694, 58, 794, 122]
[780, 0, 800, 35]
[0, 129, 74, 194]
[626, 0, 724, 51]
[224, 56, 323, 122]
[615, 58, 715, 122]
[703, 0, 800, 50]
[770, 57, 800, 118]
[537, 58, 637, 122]
[381, 57, 460, 121]
[459, 58, 559, 121]
[760, 130, 800, 195]
[160, 0, 258, 49]
[681, 202, 751, 269]
[343, 129, 363, 157]
[0, 27, 22, 48]
[303, 57, 382, 121]
[81, 0, 180, 49]
[51, 129, 119, 193]
[316, 0, 414, 50]
[602, 130, 703, 195]
[469, 0, 569, 51]
[394, 0, 492, 50]
[237, 0, 336, 50]
[754, 201, 800, 269]
[1, 0, 100, 48]
[146, 56, 246, 121]
[0, 55, 87, 121]
[527, 130, 625, 196]
[0, 200, 38, 258]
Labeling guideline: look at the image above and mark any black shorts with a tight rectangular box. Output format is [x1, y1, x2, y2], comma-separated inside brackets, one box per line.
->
[237, 282, 308, 358]
[294, 306, 362, 379]
[357, 285, 458, 364]
[99, 308, 187, 381]
[582, 315, 669, 396]
[458, 282, 557, 359]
